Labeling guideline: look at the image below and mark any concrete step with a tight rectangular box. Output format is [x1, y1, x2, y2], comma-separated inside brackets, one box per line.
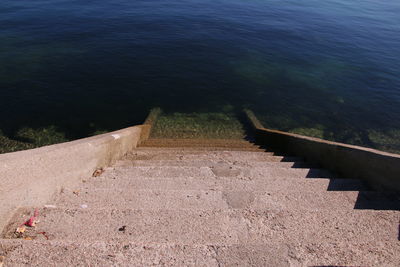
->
[131, 148, 271, 155]
[3, 208, 399, 243]
[140, 138, 262, 148]
[125, 150, 302, 162]
[54, 188, 371, 210]
[123, 151, 303, 163]
[137, 147, 264, 153]
[0, 240, 398, 266]
[139, 147, 266, 152]
[105, 166, 334, 179]
[116, 159, 317, 169]
[82, 175, 368, 193]
[136, 146, 265, 152]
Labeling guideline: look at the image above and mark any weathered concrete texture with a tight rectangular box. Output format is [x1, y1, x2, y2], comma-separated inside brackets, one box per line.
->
[118, 159, 316, 168]
[1, 142, 399, 266]
[85, 168, 368, 191]
[53, 188, 369, 210]
[3, 208, 399, 243]
[244, 109, 400, 191]
[100, 165, 332, 179]
[125, 149, 302, 162]
[0, 125, 143, 231]
[1, 240, 397, 266]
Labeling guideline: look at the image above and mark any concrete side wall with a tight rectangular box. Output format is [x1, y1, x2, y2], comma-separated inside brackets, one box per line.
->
[138, 107, 161, 144]
[0, 125, 143, 230]
[244, 110, 400, 191]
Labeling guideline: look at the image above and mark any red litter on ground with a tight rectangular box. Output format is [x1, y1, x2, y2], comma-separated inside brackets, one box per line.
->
[23, 208, 39, 227]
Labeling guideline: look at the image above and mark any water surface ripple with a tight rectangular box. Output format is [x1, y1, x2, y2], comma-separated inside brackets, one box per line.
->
[0, 0, 399, 152]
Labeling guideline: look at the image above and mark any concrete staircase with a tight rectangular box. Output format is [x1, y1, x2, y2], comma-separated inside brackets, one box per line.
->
[1, 139, 399, 266]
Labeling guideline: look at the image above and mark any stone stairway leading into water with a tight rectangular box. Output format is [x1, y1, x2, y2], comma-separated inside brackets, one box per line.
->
[1, 138, 399, 266]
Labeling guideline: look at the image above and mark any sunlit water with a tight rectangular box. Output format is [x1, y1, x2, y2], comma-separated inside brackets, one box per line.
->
[1, 0, 399, 152]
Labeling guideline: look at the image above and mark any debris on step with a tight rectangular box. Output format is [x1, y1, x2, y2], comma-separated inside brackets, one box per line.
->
[15, 226, 26, 234]
[92, 168, 104, 177]
[4, 208, 53, 241]
[12, 208, 40, 238]
[23, 208, 39, 227]
[73, 190, 80, 196]
[4, 208, 47, 241]
[118, 225, 127, 233]
[44, 205, 57, 209]
[14, 225, 27, 239]
[80, 204, 88, 209]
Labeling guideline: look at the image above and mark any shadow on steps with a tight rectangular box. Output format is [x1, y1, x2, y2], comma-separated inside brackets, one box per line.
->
[353, 191, 400, 210]
[250, 140, 400, 211]
[304, 168, 400, 210]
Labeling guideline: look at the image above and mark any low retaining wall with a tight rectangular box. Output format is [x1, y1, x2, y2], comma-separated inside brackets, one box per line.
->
[245, 110, 400, 191]
[0, 125, 143, 230]
[138, 107, 161, 144]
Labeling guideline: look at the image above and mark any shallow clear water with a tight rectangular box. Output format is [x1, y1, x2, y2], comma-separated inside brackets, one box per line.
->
[1, 0, 399, 152]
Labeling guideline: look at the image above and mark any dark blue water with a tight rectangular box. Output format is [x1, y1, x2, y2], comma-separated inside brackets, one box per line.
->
[1, 0, 400, 152]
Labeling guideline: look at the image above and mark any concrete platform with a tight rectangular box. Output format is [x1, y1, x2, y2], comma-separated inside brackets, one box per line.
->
[1, 138, 398, 266]
[53, 189, 369, 210]
[80, 176, 368, 192]
[2, 208, 399, 243]
[1, 240, 399, 266]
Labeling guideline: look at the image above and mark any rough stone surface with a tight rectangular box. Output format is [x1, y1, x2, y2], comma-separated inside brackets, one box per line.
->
[1, 141, 399, 266]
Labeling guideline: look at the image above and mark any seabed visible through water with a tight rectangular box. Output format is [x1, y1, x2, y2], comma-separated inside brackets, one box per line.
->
[0, 0, 399, 154]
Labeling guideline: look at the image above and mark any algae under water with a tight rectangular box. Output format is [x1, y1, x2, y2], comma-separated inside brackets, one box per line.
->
[0, 0, 399, 153]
